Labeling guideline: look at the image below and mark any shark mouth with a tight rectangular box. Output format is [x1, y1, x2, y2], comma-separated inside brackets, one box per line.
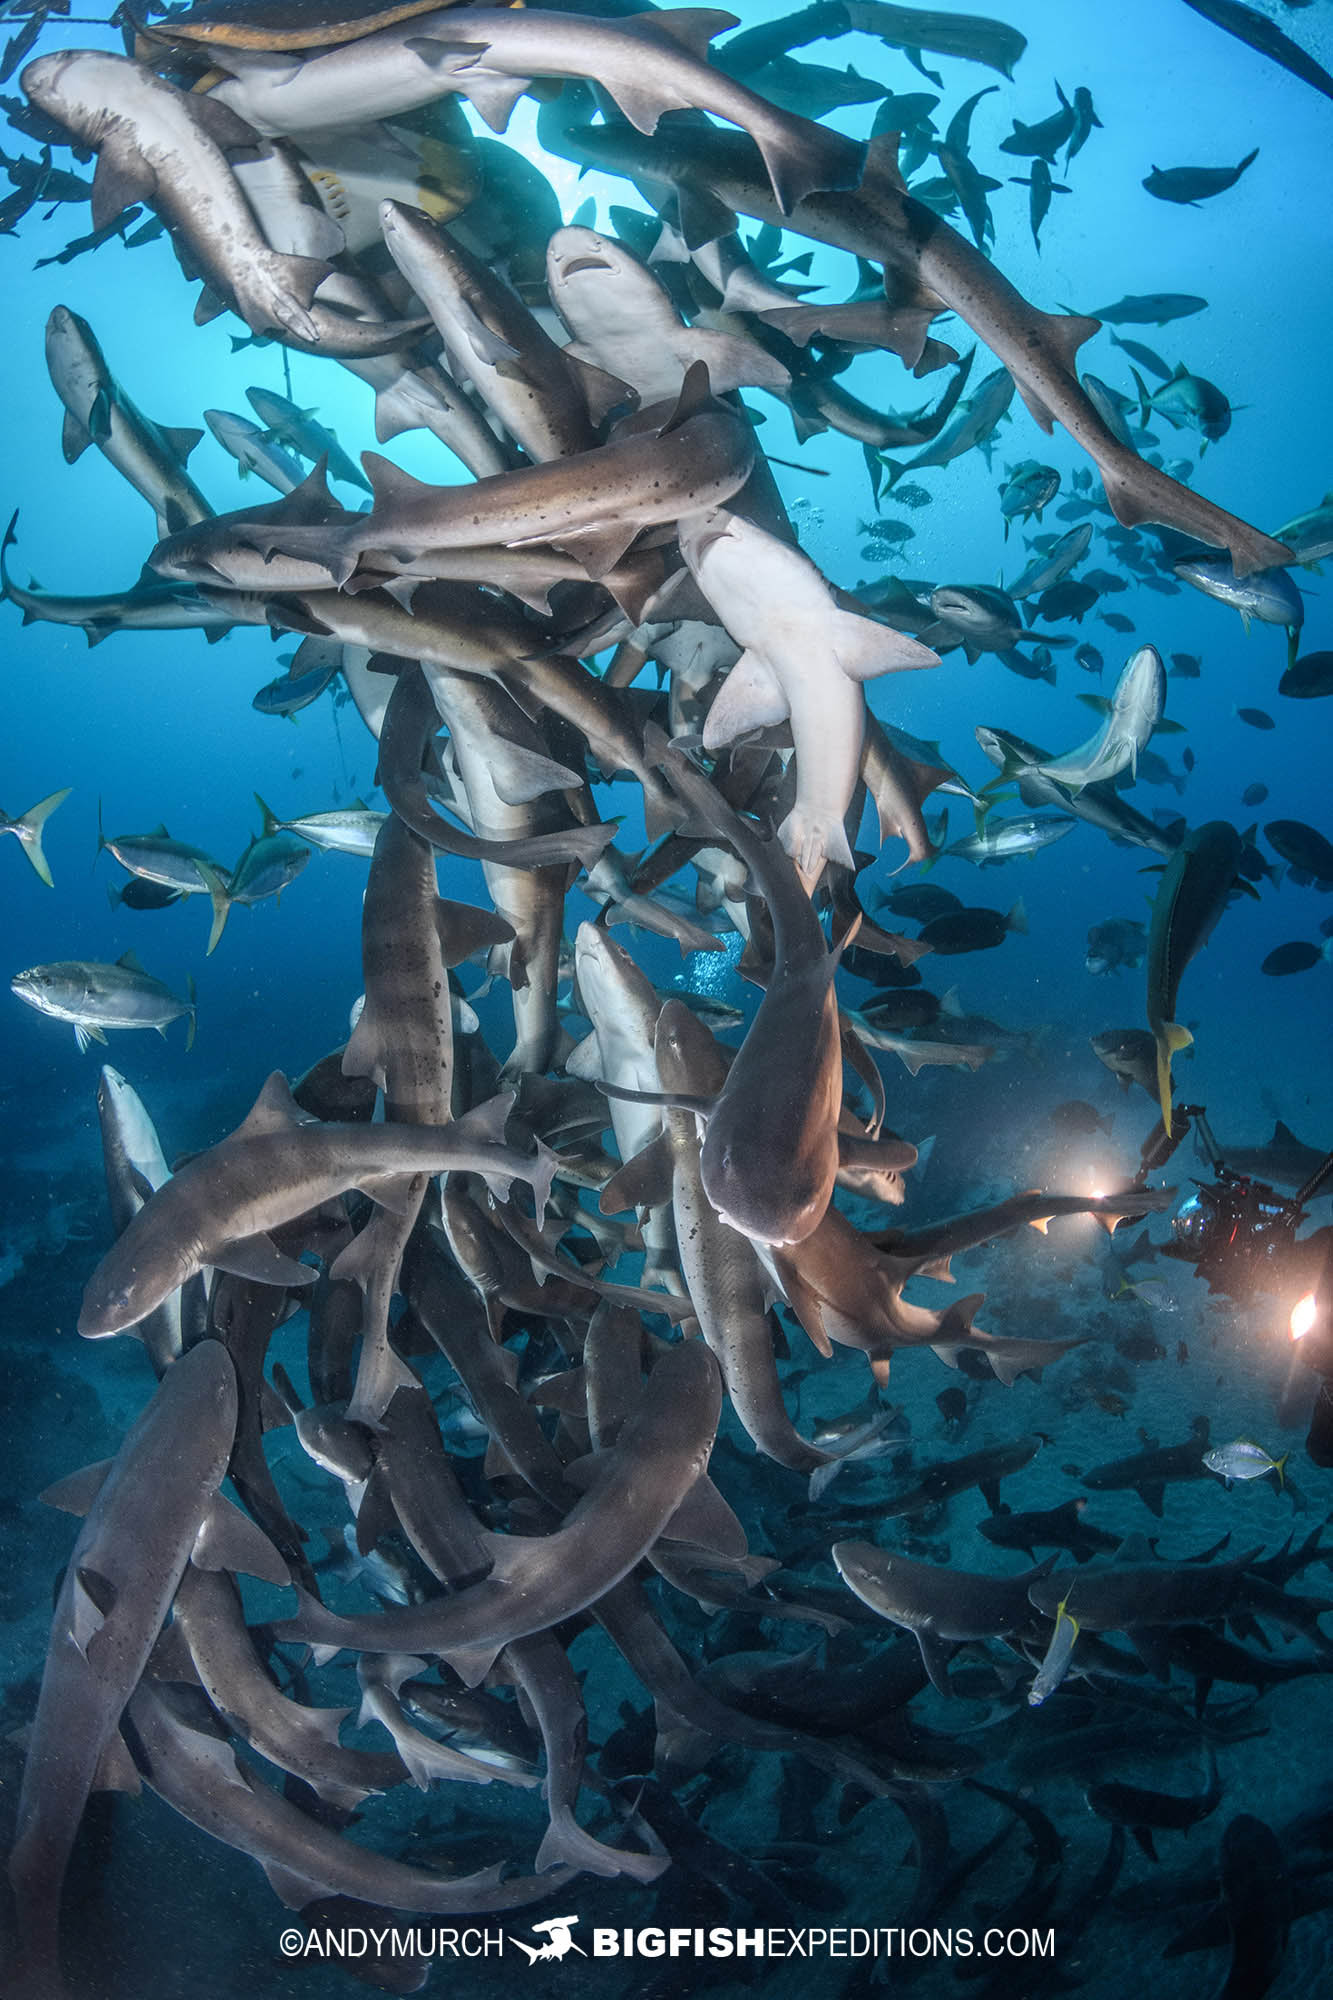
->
[559, 255, 613, 278]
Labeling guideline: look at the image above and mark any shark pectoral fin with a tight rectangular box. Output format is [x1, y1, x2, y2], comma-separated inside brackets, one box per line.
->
[440, 1639, 502, 1688]
[435, 897, 516, 962]
[548, 519, 644, 579]
[354, 1464, 403, 1559]
[342, 1002, 389, 1096]
[702, 648, 789, 748]
[355, 1172, 422, 1217]
[695, 326, 791, 394]
[452, 292, 521, 367]
[916, 1629, 957, 1696]
[71, 1564, 117, 1658]
[599, 1130, 675, 1215]
[39, 1457, 114, 1515]
[1127, 1628, 1172, 1681]
[781, 1271, 834, 1359]
[486, 744, 583, 808]
[830, 611, 940, 681]
[212, 1233, 316, 1288]
[90, 151, 154, 231]
[664, 1474, 749, 1557]
[92, 1728, 142, 1797]
[671, 184, 738, 251]
[60, 407, 92, 465]
[440, 65, 528, 137]
[563, 351, 635, 425]
[1135, 1482, 1167, 1519]
[193, 1495, 291, 1587]
[147, 1618, 201, 1685]
[264, 1862, 327, 1910]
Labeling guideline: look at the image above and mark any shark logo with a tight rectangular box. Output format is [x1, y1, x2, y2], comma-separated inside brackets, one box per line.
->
[509, 1916, 586, 1965]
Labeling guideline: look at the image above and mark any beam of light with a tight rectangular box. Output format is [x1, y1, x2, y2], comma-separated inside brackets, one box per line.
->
[1291, 1292, 1319, 1341]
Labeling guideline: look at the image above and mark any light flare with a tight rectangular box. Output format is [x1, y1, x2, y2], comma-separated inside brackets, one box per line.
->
[1291, 1291, 1319, 1341]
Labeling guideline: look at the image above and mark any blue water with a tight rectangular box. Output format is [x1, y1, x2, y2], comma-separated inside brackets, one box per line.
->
[2, 1, 1333, 1994]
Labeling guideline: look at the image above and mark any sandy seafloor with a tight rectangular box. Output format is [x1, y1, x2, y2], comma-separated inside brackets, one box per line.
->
[3, 0, 1333, 1994]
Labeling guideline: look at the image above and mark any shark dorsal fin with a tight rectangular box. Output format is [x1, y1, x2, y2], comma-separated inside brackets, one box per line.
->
[232, 1071, 304, 1142]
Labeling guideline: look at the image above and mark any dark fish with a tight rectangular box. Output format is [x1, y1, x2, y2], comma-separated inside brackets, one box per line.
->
[1143, 150, 1258, 205]
[34, 211, 140, 268]
[1090, 1027, 1159, 1098]
[843, 944, 923, 989]
[1241, 782, 1268, 806]
[999, 81, 1077, 162]
[252, 668, 338, 717]
[1008, 158, 1071, 252]
[1182, 748, 1195, 771]
[1235, 707, 1274, 730]
[0, 184, 34, 233]
[935, 1387, 968, 1426]
[1086, 292, 1208, 326]
[933, 85, 1004, 249]
[0, 12, 44, 88]
[0, 146, 92, 205]
[1261, 941, 1326, 977]
[1110, 330, 1173, 380]
[1076, 643, 1104, 675]
[1034, 577, 1098, 622]
[1100, 610, 1136, 633]
[999, 646, 1057, 683]
[1265, 819, 1333, 884]
[1279, 651, 1333, 700]
[917, 902, 1026, 955]
[109, 877, 186, 912]
[883, 882, 963, 922]
[857, 989, 943, 1033]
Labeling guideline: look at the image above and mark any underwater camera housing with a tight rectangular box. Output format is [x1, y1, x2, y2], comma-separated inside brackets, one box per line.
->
[1163, 1171, 1306, 1298]
[1136, 1103, 1330, 1301]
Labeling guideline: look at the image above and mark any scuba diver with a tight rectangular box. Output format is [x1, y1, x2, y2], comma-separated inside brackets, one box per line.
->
[1127, 1101, 1333, 1464]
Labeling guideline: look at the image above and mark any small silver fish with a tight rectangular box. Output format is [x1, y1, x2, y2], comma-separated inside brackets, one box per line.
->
[1203, 1439, 1288, 1487]
[1029, 1596, 1079, 1706]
